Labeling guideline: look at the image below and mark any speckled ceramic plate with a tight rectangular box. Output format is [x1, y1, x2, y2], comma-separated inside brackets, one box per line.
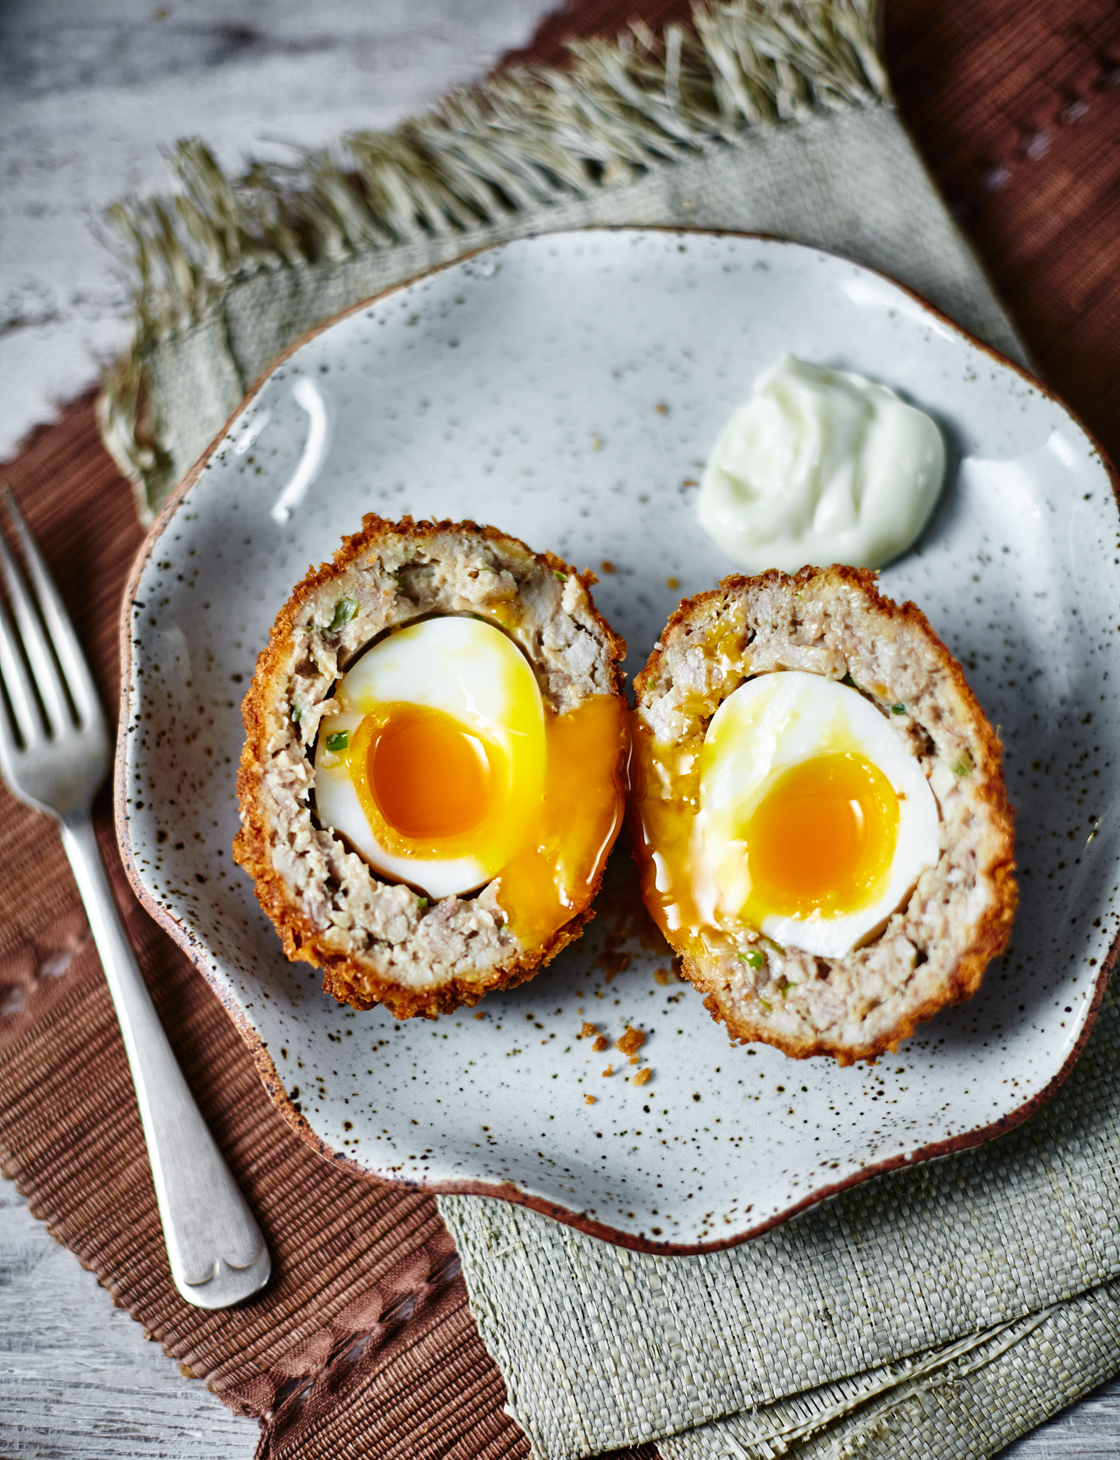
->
[117, 230, 1118, 1253]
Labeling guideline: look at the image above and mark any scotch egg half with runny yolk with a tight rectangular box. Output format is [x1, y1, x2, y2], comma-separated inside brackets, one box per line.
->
[313, 615, 627, 948]
[645, 671, 940, 960]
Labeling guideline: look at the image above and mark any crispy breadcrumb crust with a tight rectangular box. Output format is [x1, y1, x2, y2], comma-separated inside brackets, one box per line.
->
[234, 515, 626, 1018]
[630, 565, 1017, 1064]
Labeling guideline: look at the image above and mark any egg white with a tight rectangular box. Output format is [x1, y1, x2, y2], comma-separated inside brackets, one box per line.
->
[314, 616, 545, 899]
[693, 671, 939, 958]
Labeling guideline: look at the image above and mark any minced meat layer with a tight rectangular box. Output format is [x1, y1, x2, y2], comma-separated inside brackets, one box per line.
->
[234, 515, 626, 1019]
[631, 565, 1017, 1064]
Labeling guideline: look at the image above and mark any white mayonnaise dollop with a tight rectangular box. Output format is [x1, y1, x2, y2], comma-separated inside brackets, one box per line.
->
[698, 355, 945, 573]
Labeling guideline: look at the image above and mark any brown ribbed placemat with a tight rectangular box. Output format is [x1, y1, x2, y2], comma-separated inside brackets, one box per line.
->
[0, 397, 522, 1460]
[884, 0, 1120, 460]
[2, 1, 1119, 1456]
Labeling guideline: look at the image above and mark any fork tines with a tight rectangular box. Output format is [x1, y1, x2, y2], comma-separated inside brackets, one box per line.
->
[0, 487, 99, 752]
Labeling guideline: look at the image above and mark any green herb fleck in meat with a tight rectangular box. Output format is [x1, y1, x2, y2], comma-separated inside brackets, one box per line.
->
[328, 597, 358, 632]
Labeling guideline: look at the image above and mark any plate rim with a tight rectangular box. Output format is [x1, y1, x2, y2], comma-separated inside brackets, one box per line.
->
[114, 225, 1120, 1255]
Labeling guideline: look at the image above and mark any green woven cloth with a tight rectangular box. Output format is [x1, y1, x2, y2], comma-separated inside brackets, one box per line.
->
[439, 986, 1120, 1456]
[99, 3, 1116, 1455]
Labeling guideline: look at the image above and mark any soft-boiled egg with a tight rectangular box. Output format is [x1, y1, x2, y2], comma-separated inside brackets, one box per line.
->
[669, 672, 939, 959]
[314, 614, 626, 943]
[315, 616, 545, 899]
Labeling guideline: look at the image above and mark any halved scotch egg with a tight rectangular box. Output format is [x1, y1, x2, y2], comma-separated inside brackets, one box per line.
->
[629, 565, 1016, 1064]
[234, 516, 628, 1018]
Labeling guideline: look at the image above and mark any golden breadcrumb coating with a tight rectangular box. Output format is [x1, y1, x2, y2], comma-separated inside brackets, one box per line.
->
[630, 564, 1016, 1064]
[235, 515, 627, 1018]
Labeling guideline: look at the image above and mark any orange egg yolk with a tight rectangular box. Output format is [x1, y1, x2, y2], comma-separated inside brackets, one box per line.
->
[628, 726, 902, 953]
[369, 706, 493, 840]
[343, 695, 628, 951]
[742, 751, 898, 920]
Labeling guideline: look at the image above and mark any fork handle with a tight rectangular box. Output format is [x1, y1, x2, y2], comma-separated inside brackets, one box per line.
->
[58, 813, 271, 1309]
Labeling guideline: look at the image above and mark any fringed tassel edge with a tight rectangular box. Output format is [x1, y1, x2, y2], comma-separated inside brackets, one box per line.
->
[98, 0, 888, 507]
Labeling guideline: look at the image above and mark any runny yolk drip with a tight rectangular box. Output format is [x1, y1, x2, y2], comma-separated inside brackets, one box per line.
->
[339, 692, 627, 949]
[492, 694, 628, 950]
[626, 719, 706, 950]
[743, 751, 898, 919]
[369, 706, 491, 840]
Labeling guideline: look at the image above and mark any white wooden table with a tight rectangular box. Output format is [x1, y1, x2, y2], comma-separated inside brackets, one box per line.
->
[1, 3, 1117, 1455]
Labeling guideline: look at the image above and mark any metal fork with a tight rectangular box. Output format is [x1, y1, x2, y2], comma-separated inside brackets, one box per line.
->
[0, 487, 270, 1309]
